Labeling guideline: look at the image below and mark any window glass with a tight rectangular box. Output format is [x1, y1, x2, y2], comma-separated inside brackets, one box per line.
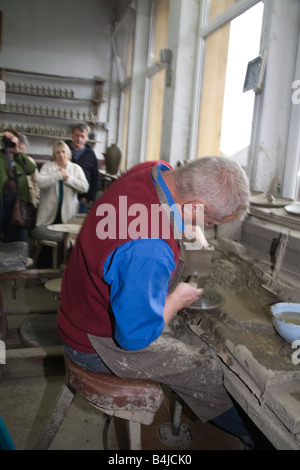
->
[197, 2, 264, 168]
[208, 0, 234, 22]
[145, 69, 166, 161]
[112, 4, 136, 168]
[112, 7, 135, 83]
[150, 0, 169, 64]
[145, 0, 169, 161]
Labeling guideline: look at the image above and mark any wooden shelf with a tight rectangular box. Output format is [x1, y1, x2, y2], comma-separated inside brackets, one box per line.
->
[1, 66, 104, 83]
[6, 90, 90, 101]
[1, 107, 97, 124]
[0, 68, 106, 143]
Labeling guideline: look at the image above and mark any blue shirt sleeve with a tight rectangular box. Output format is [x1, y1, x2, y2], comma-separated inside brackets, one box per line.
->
[103, 238, 175, 351]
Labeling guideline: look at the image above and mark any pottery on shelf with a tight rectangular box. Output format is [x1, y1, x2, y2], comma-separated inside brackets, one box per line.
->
[103, 144, 122, 175]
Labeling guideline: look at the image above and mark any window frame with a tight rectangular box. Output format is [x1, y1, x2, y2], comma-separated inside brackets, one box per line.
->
[189, 0, 262, 162]
[111, 2, 136, 168]
[140, 0, 169, 162]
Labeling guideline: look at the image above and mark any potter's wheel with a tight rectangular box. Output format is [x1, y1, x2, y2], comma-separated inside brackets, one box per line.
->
[187, 289, 223, 310]
[285, 201, 300, 215]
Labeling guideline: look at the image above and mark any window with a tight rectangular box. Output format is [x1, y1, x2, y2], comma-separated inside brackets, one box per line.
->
[207, 0, 234, 21]
[144, 0, 169, 161]
[112, 3, 136, 169]
[197, 1, 264, 169]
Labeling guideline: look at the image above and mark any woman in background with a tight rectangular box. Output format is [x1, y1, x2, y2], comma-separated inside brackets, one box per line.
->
[34, 140, 88, 267]
[36, 140, 89, 226]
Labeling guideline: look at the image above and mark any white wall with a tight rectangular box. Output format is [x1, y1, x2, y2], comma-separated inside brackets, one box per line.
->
[1, 0, 113, 78]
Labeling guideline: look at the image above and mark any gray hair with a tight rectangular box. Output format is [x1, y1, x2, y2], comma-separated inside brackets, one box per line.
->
[70, 122, 90, 135]
[174, 156, 250, 221]
[19, 134, 29, 146]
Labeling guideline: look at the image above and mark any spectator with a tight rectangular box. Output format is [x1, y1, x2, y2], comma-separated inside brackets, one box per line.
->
[66, 123, 101, 213]
[0, 129, 36, 242]
[34, 140, 89, 267]
[36, 140, 89, 226]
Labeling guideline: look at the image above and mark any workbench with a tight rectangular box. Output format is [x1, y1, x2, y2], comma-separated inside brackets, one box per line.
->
[183, 253, 300, 450]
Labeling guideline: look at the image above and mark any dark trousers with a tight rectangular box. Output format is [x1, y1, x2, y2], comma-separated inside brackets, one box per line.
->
[0, 195, 27, 242]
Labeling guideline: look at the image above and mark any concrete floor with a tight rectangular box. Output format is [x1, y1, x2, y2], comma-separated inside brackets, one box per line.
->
[0, 277, 274, 451]
[0, 373, 108, 450]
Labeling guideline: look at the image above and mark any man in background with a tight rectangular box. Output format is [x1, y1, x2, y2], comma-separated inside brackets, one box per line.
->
[66, 123, 101, 213]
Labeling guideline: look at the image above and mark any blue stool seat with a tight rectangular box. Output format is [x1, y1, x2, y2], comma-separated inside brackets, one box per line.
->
[0, 416, 16, 450]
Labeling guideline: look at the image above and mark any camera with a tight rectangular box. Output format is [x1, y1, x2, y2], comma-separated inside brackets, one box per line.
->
[0, 134, 16, 149]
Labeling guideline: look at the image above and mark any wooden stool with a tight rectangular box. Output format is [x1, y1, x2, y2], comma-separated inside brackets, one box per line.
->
[33, 354, 164, 450]
[44, 278, 62, 300]
[0, 268, 62, 339]
[0, 242, 62, 341]
[29, 226, 64, 269]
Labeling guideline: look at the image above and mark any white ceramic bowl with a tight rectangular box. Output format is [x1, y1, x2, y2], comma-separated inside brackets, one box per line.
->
[270, 302, 300, 344]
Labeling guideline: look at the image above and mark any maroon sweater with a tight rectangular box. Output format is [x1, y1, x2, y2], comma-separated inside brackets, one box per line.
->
[57, 161, 181, 353]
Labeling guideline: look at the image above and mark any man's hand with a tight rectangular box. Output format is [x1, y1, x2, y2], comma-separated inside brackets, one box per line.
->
[163, 282, 203, 324]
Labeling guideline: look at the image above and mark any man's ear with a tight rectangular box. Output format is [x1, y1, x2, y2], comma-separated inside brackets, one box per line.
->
[182, 201, 205, 225]
[191, 201, 205, 211]
[191, 201, 200, 212]
[183, 200, 205, 210]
